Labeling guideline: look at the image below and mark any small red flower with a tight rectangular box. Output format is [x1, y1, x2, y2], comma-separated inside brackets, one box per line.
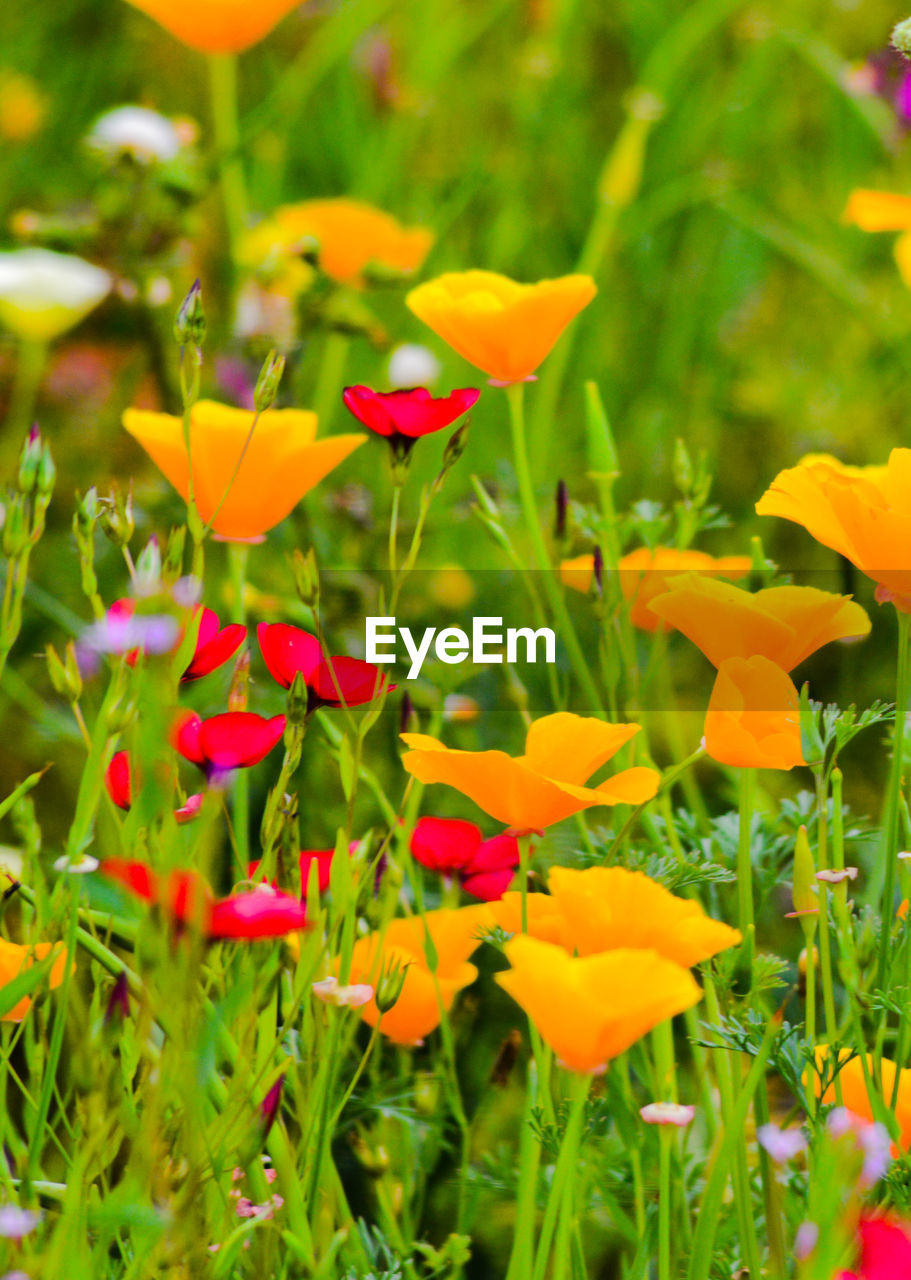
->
[99, 859, 308, 941]
[410, 816, 520, 901]
[840, 1215, 911, 1280]
[342, 385, 479, 456]
[105, 749, 202, 824]
[257, 623, 392, 709]
[249, 848, 335, 894]
[173, 710, 286, 773]
[182, 608, 246, 682]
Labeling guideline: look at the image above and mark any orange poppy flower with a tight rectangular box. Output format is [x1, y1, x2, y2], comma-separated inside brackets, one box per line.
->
[242, 198, 433, 288]
[406, 270, 597, 384]
[122, 399, 365, 541]
[400, 712, 660, 833]
[345, 906, 492, 1046]
[495, 936, 701, 1073]
[703, 656, 805, 771]
[843, 189, 911, 232]
[0, 939, 68, 1022]
[122, 0, 304, 54]
[647, 574, 870, 670]
[492, 865, 740, 965]
[756, 450, 911, 610]
[813, 1046, 911, 1151]
[560, 546, 752, 631]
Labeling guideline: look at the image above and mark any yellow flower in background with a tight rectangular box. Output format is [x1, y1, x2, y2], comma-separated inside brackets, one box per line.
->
[757, 450, 911, 610]
[406, 270, 597, 384]
[703, 656, 805, 771]
[498, 866, 741, 966]
[401, 711, 659, 833]
[123, 399, 365, 540]
[647, 575, 870, 672]
[0, 940, 68, 1022]
[812, 1046, 911, 1151]
[495, 936, 701, 1073]
[0, 71, 46, 142]
[843, 189, 911, 289]
[122, 0, 305, 53]
[560, 546, 752, 631]
[242, 199, 434, 288]
[0, 249, 111, 342]
[345, 905, 492, 1046]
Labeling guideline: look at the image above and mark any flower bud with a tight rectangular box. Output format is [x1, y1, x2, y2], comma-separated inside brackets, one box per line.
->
[673, 437, 694, 494]
[74, 487, 98, 540]
[17, 425, 42, 494]
[2, 496, 28, 556]
[553, 479, 568, 542]
[46, 641, 82, 702]
[440, 421, 470, 475]
[592, 544, 604, 596]
[135, 535, 162, 596]
[374, 956, 409, 1014]
[36, 438, 55, 496]
[286, 670, 309, 726]
[98, 483, 134, 549]
[291, 547, 319, 608]
[253, 349, 285, 413]
[173, 278, 205, 348]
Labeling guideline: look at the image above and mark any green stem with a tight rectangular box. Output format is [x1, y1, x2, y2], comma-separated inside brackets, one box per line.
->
[228, 541, 250, 866]
[208, 52, 248, 263]
[5, 338, 47, 460]
[736, 767, 755, 971]
[388, 482, 402, 579]
[815, 772, 839, 1053]
[877, 611, 911, 1003]
[532, 1071, 590, 1280]
[505, 382, 605, 717]
[312, 330, 350, 431]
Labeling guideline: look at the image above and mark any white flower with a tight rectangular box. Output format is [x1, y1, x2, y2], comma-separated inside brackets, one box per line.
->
[86, 106, 181, 163]
[387, 344, 441, 389]
[0, 249, 111, 342]
[312, 976, 374, 1008]
[639, 1101, 695, 1127]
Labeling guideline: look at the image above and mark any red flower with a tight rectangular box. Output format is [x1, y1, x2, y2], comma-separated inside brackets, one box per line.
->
[410, 816, 520, 901]
[99, 859, 308, 940]
[249, 848, 335, 894]
[342, 385, 479, 456]
[107, 600, 245, 681]
[173, 710, 286, 773]
[182, 608, 246, 682]
[105, 749, 202, 824]
[257, 623, 392, 709]
[840, 1215, 911, 1280]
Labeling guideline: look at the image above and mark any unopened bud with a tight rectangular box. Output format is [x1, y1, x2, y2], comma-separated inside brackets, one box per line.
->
[227, 649, 250, 712]
[2, 496, 28, 556]
[592, 545, 604, 596]
[291, 547, 319, 608]
[259, 1076, 283, 1138]
[46, 641, 82, 702]
[286, 670, 309, 725]
[375, 957, 409, 1014]
[104, 971, 130, 1025]
[673, 437, 694, 493]
[37, 440, 55, 496]
[174, 278, 205, 348]
[135, 535, 162, 595]
[441, 421, 470, 474]
[253, 349, 285, 413]
[17, 425, 42, 494]
[74, 487, 98, 539]
[98, 483, 134, 549]
[554, 479, 568, 541]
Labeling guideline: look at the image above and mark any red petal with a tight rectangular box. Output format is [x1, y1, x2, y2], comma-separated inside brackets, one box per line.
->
[461, 867, 516, 901]
[856, 1216, 911, 1279]
[100, 858, 157, 902]
[467, 833, 521, 873]
[105, 751, 133, 810]
[175, 793, 204, 823]
[184, 621, 246, 681]
[343, 385, 479, 439]
[310, 656, 391, 708]
[172, 709, 205, 765]
[342, 385, 398, 437]
[258, 623, 323, 689]
[209, 887, 308, 939]
[411, 816, 482, 872]
[198, 712, 286, 769]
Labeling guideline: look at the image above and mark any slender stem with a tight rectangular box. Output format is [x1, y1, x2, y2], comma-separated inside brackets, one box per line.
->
[228, 541, 250, 866]
[518, 832, 532, 933]
[815, 772, 839, 1052]
[312, 330, 350, 431]
[505, 382, 605, 717]
[388, 483, 402, 579]
[736, 767, 755, 970]
[5, 338, 47, 461]
[877, 611, 911, 1002]
[207, 52, 248, 263]
[532, 1071, 590, 1280]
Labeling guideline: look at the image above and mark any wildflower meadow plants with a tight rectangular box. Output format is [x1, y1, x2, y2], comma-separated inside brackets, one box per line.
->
[10, 1, 911, 1278]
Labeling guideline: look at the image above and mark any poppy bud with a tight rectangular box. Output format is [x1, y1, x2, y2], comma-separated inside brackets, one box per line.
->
[173, 278, 205, 348]
[291, 547, 319, 608]
[98, 482, 134, 549]
[17, 425, 42, 494]
[135, 535, 162, 595]
[553, 479, 568, 542]
[374, 957, 409, 1014]
[254, 349, 285, 414]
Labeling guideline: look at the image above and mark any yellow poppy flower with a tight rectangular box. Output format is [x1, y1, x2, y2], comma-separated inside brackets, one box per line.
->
[406, 270, 597, 383]
[242, 198, 433, 288]
[492, 865, 740, 966]
[703, 656, 805, 771]
[812, 1046, 911, 1151]
[401, 712, 659, 833]
[560, 546, 752, 631]
[496, 936, 701, 1073]
[647, 575, 870, 671]
[122, 399, 365, 541]
[345, 906, 492, 1046]
[122, 0, 304, 54]
[0, 939, 68, 1022]
[757, 450, 911, 610]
